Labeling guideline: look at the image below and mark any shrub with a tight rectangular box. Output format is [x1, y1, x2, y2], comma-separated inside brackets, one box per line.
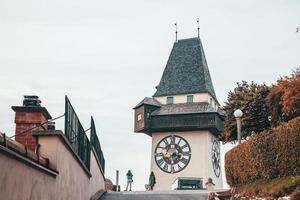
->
[225, 117, 300, 186]
[290, 188, 300, 200]
[233, 176, 300, 198]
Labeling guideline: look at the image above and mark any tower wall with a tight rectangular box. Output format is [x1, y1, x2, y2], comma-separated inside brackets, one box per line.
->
[134, 37, 224, 190]
[154, 93, 217, 105]
[150, 131, 223, 191]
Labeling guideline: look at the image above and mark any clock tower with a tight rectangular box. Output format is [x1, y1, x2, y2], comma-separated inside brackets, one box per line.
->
[134, 37, 224, 190]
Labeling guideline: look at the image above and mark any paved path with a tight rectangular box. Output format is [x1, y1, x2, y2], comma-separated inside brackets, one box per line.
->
[100, 190, 210, 200]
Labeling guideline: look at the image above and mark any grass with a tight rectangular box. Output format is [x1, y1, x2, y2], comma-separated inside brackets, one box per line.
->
[233, 175, 300, 198]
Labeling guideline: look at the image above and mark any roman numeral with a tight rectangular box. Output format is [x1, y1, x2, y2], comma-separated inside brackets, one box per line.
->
[157, 158, 164, 166]
[177, 163, 182, 170]
[163, 163, 168, 171]
[177, 138, 182, 145]
[163, 139, 169, 146]
[181, 158, 189, 165]
[171, 165, 175, 173]
[170, 135, 175, 144]
[181, 143, 188, 149]
[155, 153, 162, 157]
[182, 152, 190, 156]
[154, 148, 162, 155]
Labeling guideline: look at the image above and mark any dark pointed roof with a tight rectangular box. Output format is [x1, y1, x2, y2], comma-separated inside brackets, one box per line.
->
[153, 37, 216, 99]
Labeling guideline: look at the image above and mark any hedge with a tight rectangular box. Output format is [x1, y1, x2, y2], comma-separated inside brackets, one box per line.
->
[225, 117, 300, 186]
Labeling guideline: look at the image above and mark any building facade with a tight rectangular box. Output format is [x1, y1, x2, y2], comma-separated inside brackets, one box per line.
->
[0, 96, 106, 200]
[134, 37, 224, 190]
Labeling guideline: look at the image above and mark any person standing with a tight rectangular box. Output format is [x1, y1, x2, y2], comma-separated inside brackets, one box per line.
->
[125, 170, 133, 191]
[149, 171, 156, 190]
[205, 177, 215, 191]
[205, 177, 216, 200]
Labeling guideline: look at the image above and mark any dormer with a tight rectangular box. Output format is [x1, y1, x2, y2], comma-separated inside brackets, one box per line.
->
[133, 97, 161, 134]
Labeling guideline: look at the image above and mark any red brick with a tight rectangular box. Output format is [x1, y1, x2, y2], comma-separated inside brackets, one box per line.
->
[13, 109, 48, 150]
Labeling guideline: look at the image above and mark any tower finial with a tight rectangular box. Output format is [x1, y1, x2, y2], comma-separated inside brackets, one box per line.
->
[197, 19, 200, 38]
[175, 22, 178, 42]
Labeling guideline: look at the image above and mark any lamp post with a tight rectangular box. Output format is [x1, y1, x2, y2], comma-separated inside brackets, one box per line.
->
[116, 170, 119, 191]
[234, 109, 243, 145]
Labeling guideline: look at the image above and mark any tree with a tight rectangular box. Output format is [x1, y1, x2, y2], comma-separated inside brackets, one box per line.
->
[266, 85, 285, 127]
[220, 81, 271, 143]
[277, 68, 300, 120]
[266, 68, 300, 126]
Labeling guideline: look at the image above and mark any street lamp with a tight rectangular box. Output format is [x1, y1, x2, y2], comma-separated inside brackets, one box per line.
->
[234, 109, 243, 145]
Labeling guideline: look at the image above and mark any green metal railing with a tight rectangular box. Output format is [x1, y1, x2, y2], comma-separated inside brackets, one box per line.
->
[65, 96, 91, 170]
[90, 117, 105, 172]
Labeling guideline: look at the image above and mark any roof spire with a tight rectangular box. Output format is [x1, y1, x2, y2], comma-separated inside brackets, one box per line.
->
[153, 38, 216, 98]
[175, 22, 178, 42]
[197, 19, 200, 38]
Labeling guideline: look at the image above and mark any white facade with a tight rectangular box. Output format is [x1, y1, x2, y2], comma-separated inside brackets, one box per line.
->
[148, 92, 223, 190]
[150, 131, 223, 191]
[154, 93, 219, 110]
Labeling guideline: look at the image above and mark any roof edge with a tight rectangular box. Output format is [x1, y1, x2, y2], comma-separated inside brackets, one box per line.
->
[133, 97, 161, 109]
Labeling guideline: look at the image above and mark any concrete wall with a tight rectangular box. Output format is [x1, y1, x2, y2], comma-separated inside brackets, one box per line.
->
[154, 93, 219, 109]
[0, 131, 105, 200]
[150, 131, 223, 190]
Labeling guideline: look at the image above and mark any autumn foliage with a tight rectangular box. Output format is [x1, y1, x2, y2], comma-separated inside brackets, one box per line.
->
[221, 68, 300, 143]
[277, 69, 300, 119]
[225, 117, 300, 186]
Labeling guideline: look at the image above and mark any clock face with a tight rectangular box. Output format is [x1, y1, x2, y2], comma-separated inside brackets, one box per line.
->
[211, 139, 221, 177]
[154, 135, 191, 173]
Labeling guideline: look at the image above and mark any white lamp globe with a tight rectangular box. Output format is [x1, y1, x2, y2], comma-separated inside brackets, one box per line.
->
[234, 109, 243, 118]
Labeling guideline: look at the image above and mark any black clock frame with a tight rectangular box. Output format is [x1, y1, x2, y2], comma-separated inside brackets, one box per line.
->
[154, 135, 192, 174]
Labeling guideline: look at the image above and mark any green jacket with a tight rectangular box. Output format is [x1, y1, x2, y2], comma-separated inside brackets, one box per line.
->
[149, 174, 156, 186]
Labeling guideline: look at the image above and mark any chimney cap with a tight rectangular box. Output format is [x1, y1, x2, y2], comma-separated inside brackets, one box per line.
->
[23, 95, 42, 107]
[12, 95, 52, 119]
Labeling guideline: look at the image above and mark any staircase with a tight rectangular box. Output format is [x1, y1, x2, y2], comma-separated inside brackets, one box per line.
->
[99, 190, 209, 200]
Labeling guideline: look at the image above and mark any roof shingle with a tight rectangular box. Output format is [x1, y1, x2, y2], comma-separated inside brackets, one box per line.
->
[133, 97, 161, 109]
[151, 102, 224, 116]
[153, 37, 216, 99]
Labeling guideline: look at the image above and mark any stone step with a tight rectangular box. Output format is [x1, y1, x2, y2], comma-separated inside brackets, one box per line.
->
[100, 191, 210, 200]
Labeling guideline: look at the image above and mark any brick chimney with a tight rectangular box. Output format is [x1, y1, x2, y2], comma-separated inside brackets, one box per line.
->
[12, 95, 52, 151]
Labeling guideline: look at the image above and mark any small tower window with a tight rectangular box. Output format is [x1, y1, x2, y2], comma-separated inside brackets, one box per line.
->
[137, 114, 142, 121]
[167, 96, 174, 105]
[187, 95, 193, 103]
[210, 98, 213, 105]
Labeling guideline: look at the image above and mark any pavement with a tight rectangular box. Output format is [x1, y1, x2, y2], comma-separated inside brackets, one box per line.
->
[99, 190, 226, 200]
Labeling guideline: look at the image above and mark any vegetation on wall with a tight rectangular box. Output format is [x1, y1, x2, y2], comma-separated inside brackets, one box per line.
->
[233, 175, 300, 199]
[225, 117, 300, 186]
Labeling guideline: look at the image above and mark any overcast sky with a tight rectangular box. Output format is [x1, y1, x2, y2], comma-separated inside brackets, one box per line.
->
[0, 0, 299, 190]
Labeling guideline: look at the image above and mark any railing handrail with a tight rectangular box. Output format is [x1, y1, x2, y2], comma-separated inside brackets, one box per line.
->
[64, 96, 91, 170]
[90, 116, 105, 173]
